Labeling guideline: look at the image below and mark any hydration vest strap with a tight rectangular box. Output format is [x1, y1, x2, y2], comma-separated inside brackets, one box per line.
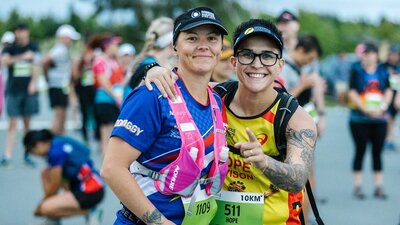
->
[206, 86, 228, 195]
[130, 161, 161, 180]
[186, 187, 200, 216]
[169, 83, 205, 170]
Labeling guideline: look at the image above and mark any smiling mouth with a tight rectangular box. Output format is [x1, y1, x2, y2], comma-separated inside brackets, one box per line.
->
[246, 73, 266, 78]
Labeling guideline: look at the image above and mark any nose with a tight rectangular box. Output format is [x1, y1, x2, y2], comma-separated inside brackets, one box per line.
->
[197, 37, 211, 51]
[251, 55, 264, 68]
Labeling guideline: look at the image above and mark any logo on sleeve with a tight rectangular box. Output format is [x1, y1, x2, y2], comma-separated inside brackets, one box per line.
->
[63, 144, 73, 153]
[114, 119, 144, 136]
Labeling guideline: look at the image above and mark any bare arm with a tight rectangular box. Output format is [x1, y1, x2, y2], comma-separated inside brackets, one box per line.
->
[348, 88, 392, 118]
[41, 166, 63, 199]
[313, 74, 327, 136]
[289, 73, 318, 97]
[237, 108, 317, 193]
[1, 51, 34, 67]
[382, 88, 393, 110]
[27, 62, 40, 95]
[42, 55, 52, 81]
[144, 66, 178, 98]
[101, 137, 174, 225]
[267, 108, 316, 192]
[71, 57, 82, 85]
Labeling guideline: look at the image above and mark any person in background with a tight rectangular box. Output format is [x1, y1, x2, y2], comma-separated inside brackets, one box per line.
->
[72, 35, 98, 145]
[0, 23, 40, 167]
[211, 38, 235, 82]
[277, 11, 326, 223]
[118, 43, 136, 76]
[124, 16, 175, 96]
[381, 44, 400, 151]
[101, 7, 228, 225]
[276, 10, 300, 54]
[24, 129, 104, 225]
[42, 24, 81, 135]
[0, 31, 15, 117]
[347, 42, 392, 200]
[91, 34, 124, 155]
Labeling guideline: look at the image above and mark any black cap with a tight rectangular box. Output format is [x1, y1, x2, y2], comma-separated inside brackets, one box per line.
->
[14, 23, 28, 31]
[363, 43, 378, 53]
[276, 10, 298, 22]
[173, 7, 228, 45]
[233, 26, 284, 56]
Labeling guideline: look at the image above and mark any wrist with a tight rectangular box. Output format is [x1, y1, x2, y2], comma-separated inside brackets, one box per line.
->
[142, 62, 160, 80]
[261, 155, 268, 174]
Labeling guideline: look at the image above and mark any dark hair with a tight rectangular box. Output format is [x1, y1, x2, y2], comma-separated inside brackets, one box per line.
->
[233, 19, 283, 56]
[14, 23, 28, 31]
[295, 34, 323, 57]
[23, 129, 53, 154]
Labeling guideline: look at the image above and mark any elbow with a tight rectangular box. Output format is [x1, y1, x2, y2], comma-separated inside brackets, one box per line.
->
[291, 181, 306, 193]
[100, 161, 113, 184]
[289, 169, 309, 193]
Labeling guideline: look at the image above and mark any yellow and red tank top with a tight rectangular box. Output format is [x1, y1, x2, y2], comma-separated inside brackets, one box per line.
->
[222, 95, 303, 225]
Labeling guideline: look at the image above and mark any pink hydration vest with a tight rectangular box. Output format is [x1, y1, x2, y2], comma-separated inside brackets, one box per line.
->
[132, 83, 228, 197]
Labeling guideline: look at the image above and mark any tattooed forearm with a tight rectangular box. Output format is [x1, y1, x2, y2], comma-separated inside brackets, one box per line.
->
[262, 127, 316, 193]
[263, 159, 307, 193]
[141, 209, 163, 225]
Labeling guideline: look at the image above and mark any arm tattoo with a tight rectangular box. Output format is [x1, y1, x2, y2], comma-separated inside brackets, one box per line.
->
[141, 209, 163, 225]
[262, 127, 316, 193]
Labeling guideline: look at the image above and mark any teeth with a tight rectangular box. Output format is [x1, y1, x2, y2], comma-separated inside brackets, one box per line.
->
[248, 73, 265, 78]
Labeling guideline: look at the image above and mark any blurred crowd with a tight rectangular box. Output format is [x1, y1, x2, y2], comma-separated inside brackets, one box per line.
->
[0, 7, 399, 225]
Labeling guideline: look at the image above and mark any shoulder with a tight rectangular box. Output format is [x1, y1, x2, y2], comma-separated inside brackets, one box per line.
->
[93, 55, 107, 68]
[213, 81, 238, 97]
[287, 105, 317, 135]
[52, 43, 67, 53]
[123, 84, 165, 109]
[29, 42, 40, 51]
[1, 45, 12, 54]
[48, 137, 68, 157]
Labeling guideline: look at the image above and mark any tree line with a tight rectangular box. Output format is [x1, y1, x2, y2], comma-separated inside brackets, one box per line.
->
[1, 0, 399, 57]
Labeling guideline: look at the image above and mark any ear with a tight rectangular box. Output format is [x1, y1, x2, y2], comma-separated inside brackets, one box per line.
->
[278, 58, 285, 71]
[230, 56, 237, 68]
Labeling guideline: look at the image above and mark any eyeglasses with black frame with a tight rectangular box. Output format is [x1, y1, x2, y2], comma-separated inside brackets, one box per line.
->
[236, 49, 281, 67]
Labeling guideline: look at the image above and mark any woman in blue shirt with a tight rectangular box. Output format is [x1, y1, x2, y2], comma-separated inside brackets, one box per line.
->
[102, 7, 228, 225]
[348, 43, 392, 200]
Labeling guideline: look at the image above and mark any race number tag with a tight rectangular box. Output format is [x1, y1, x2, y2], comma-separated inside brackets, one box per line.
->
[81, 69, 94, 86]
[210, 191, 264, 225]
[181, 186, 218, 225]
[365, 92, 383, 111]
[303, 102, 319, 123]
[14, 61, 32, 77]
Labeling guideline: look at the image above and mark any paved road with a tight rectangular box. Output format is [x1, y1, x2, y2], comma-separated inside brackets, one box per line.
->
[0, 92, 399, 225]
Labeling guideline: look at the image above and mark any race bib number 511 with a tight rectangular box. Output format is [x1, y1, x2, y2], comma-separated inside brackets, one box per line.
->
[210, 191, 264, 225]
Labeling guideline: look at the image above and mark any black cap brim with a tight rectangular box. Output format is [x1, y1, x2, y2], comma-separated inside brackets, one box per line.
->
[180, 20, 228, 35]
[234, 26, 283, 56]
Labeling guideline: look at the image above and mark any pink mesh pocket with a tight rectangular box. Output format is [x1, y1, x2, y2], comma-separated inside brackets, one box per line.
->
[154, 148, 201, 197]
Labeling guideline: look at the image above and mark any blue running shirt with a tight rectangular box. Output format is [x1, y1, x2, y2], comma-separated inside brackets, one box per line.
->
[47, 136, 103, 193]
[111, 78, 222, 224]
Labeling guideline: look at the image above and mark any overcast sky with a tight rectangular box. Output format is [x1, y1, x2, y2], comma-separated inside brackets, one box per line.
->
[1, 0, 400, 24]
